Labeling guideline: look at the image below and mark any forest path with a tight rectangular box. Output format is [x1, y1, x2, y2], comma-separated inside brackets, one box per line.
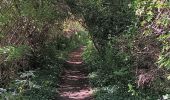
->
[57, 46, 93, 100]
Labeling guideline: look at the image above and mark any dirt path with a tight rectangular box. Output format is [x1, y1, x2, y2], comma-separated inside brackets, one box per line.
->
[57, 46, 93, 100]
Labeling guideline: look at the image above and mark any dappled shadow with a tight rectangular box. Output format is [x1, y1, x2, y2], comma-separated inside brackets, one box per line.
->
[57, 46, 93, 100]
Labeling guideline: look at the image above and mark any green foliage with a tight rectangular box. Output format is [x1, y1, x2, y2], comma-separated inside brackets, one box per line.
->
[0, 31, 87, 99]
[158, 34, 170, 69]
[0, 64, 62, 100]
[0, 35, 79, 99]
[1, 0, 170, 99]
[134, 1, 170, 98]
[83, 36, 135, 98]
[80, 0, 170, 99]
[0, 0, 87, 99]
[23, 64, 62, 100]
[0, 45, 29, 61]
[66, 0, 135, 53]
[0, 0, 70, 87]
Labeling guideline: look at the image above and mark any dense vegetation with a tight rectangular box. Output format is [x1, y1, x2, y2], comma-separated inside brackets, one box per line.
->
[0, 0, 87, 99]
[0, 0, 170, 100]
[67, 0, 170, 99]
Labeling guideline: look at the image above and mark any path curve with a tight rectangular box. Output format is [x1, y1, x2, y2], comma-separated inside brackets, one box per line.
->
[57, 46, 93, 100]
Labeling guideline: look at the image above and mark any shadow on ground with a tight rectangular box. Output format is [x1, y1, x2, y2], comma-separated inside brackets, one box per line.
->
[56, 46, 93, 100]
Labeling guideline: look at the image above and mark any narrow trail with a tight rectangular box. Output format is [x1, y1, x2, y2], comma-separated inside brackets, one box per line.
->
[57, 46, 93, 100]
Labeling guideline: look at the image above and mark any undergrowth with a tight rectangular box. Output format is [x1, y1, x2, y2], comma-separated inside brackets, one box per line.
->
[0, 29, 88, 99]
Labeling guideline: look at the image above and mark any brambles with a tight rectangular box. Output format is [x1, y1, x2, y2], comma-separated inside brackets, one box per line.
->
[1, 0, 170, 99]
[0, 0, 87, 99]
[68, 0, 170, 99]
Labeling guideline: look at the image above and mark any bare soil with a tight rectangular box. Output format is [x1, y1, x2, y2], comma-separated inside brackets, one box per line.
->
[57, 46, 93, 100]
